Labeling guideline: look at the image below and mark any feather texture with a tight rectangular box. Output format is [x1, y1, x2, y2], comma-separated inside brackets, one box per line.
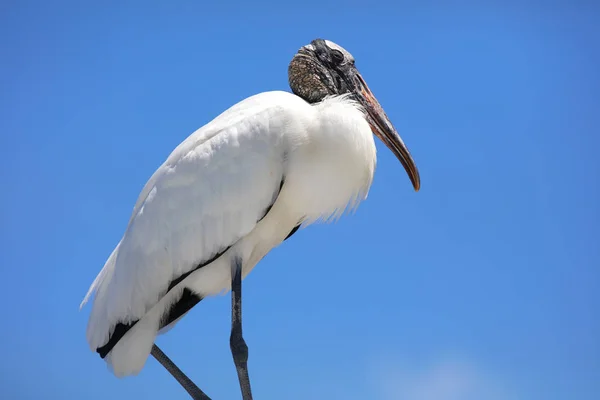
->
[81, 90, 377, 376]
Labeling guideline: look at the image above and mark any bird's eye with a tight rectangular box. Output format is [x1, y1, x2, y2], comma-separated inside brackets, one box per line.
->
[331, 50, 345, 64]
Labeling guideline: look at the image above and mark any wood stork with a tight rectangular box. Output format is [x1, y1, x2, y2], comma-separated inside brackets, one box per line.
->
[80, 38, 420, 400]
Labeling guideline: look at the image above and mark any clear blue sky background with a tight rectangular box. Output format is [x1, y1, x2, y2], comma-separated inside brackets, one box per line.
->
[1, 2, 598, 399]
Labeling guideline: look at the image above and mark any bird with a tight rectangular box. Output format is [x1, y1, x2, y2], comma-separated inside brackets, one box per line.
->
[80, 38, 420, 400]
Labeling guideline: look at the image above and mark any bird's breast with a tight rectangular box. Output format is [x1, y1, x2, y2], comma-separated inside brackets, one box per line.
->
[283, 95, 377, 224]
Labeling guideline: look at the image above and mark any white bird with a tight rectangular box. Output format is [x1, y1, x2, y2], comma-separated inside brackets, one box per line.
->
[80, 38, 420, 400]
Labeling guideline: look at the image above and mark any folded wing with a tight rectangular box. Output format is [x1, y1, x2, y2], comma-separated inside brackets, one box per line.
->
[81, 91, 308, 358]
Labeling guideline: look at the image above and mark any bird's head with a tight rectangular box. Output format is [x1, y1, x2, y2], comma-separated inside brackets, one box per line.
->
[289, 39, 420, 192]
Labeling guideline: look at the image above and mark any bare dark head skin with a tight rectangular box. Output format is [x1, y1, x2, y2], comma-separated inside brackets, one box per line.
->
[289, 39, 420, 192]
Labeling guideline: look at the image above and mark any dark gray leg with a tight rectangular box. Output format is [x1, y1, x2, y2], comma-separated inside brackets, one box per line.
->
[151, 344, 211, 400]
[230, 257, 253, 400]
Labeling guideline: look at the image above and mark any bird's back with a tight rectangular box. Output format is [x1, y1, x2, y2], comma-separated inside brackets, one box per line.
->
[80, 91, 315, 375]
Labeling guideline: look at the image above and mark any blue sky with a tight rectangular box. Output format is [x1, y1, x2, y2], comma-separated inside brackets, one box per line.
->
[1, 1, 598, 399]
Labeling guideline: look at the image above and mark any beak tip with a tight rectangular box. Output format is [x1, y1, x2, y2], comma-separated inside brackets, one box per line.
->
[411, 173, 421, 192]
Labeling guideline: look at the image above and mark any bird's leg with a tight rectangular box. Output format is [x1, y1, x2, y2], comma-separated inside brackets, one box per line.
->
[230, 257, 253, 400]
[150, 344, 212, 400]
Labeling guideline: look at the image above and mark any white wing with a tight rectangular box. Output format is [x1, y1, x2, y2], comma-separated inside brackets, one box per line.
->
[82, 91, 310, 357]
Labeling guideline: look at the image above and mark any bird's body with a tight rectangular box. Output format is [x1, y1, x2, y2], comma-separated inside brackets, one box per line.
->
[82, 90, 377, 376]
[82, 39, 420, 399]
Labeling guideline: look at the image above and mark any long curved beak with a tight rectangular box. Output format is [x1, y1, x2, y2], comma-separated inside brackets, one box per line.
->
[353, 72, 420, 191]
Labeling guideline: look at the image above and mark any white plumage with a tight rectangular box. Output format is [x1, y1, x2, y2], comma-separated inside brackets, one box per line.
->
[81, 90, 377, 376]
